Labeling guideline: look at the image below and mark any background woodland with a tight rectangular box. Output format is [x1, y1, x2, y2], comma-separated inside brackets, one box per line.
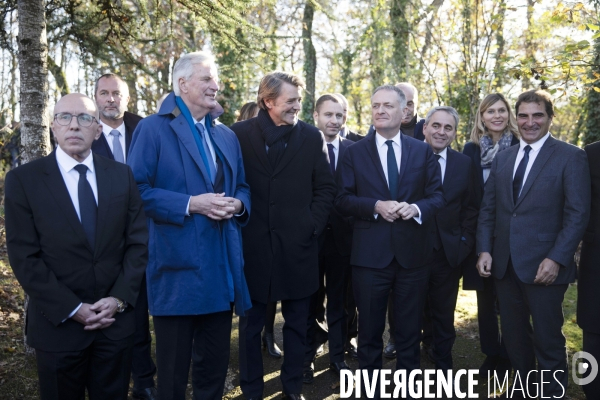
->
[2, 0, 600, 165]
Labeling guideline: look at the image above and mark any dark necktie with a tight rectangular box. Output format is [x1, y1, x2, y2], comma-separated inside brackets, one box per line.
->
[109, 130, 125, 163]
[386, 140, 398, 200]
[195, 122, 217, 183]
[327, 143, 336, 175]
[435, 154, 441, 161]
[74, 164, 97, 248]
[513, 145, 532, 204]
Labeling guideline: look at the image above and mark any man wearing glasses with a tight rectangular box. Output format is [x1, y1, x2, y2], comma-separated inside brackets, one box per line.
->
[5, 93, 148, 399]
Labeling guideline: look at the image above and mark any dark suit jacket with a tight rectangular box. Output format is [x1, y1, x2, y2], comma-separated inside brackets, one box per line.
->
[432, 148, 478, 268]
[91, 111, 143, 160]
[477, 136, 590, 284]
[345, 130, 365, 143]
[5, 152, 148, 352]
[324, 136, 355, 256]
[335, 133, 444, 269]
[578, 141, 600, 333]
[230, 118, 336, 303]
[461, 136, 519, 289]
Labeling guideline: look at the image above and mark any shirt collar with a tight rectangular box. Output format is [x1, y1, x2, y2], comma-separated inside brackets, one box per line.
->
[436, 146, 448, 160]
[328, 135, 340, 150]
[56, 145, 95, 173]
[375, 130, 401, 148]
[100, 120, 125, 137]
[520, 132, 550, 152]
[193, 116, 207, 126]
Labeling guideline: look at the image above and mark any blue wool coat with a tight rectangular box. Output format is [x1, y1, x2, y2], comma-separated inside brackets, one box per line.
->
[128, 93, 252, 316]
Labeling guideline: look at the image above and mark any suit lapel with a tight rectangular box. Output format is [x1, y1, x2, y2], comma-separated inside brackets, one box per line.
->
[502, 146, 519, 207]
[42, 154, 93, 253]
[397, 134, 411, 189]
[248, 124, 273, 174]
[274, 124, 306, 175]
[94, 157, 111, 254]
[443, 148, 457, 191]
[170, 114, 213, 189]
[365, 134, 389, 195]
[515, 136, 557, 207]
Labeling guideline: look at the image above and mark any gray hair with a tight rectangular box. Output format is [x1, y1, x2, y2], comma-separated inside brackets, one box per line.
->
[172, 52, 216, 96]
[424, 106, 460, 130]
[372, 85, 407, 109]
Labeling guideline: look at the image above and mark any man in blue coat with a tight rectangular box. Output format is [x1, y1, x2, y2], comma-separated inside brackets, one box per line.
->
[128, 51, 252, 400]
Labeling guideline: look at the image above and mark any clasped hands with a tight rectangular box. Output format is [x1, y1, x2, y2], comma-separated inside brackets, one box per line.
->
[189, 193, 242, 220]
[72, 297, 118, 331]
[476, 252, 560, 285]
[374, 200, 418, 223]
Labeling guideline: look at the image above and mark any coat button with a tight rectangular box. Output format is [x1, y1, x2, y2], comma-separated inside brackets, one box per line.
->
[513, 213, 517, 217]
[270, 202, 275, 206]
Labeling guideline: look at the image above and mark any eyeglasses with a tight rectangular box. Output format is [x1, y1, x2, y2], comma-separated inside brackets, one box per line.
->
[54, 113, 98, 127]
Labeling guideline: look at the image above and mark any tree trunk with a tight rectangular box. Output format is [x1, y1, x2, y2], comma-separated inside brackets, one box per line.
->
[47, 55, 70, 96]
[390, 0, 410, 82]
[301, 0, 316, 125]
[492, 1, 506, 89]
[18, 0, 52, 355]
[18, 0, 52, 164]
[523, 0, 536, 90]
[584, 37, 600, 145]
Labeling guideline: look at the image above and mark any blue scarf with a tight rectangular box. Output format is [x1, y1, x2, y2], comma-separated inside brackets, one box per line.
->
[175, 96, 214, 178]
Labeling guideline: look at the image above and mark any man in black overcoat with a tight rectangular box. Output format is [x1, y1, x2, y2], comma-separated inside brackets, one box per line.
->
[578, 140, 600, 399]
[230, 72, 336, 400]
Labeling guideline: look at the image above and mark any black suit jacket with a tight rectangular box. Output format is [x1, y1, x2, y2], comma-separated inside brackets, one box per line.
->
[431, 148, 478, 267]
[91, 111, 143, 160]
[230, 118, 337, 303]
[335, 133, 445, 269]
[345, 130, 365, 142]
[461, 136, 519, 289]
[5, 152, 148, 352]
[578, 141, 600, 333]
[323, 136, 355, 256]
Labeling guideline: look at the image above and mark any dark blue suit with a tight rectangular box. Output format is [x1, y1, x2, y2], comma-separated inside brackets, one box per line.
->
[423, 148, 477, 370]
[91, 110, 156, 392]
[335, 133, 443, 393]
[91, 111, 142, 160]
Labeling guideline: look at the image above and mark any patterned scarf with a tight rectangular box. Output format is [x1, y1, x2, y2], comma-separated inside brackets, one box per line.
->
[480, 131, 514, 169]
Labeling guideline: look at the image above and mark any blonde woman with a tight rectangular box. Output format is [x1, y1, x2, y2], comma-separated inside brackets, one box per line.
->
[462, 93, 519, 378]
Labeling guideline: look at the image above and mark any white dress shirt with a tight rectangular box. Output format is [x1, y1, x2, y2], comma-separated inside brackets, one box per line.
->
[374, 131, 421, 223]
[100, 120, 127, 162]
[512, 133, 550, 196]
[328, 136, 340, 169]
[55, 146, 98, 220]
[55, 146, 98, 320]
[436, 147, 448, 184]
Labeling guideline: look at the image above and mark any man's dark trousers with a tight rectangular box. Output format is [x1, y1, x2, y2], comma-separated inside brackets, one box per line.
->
[305, 226, 351, 364]
[353, 259, 429, 398]
[132, 277, 156, 390]
[424, 247, 462, 370]
[153, 310, 233, 400]
[240, 297, 312, 397]
[495, 261, 568, 399]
